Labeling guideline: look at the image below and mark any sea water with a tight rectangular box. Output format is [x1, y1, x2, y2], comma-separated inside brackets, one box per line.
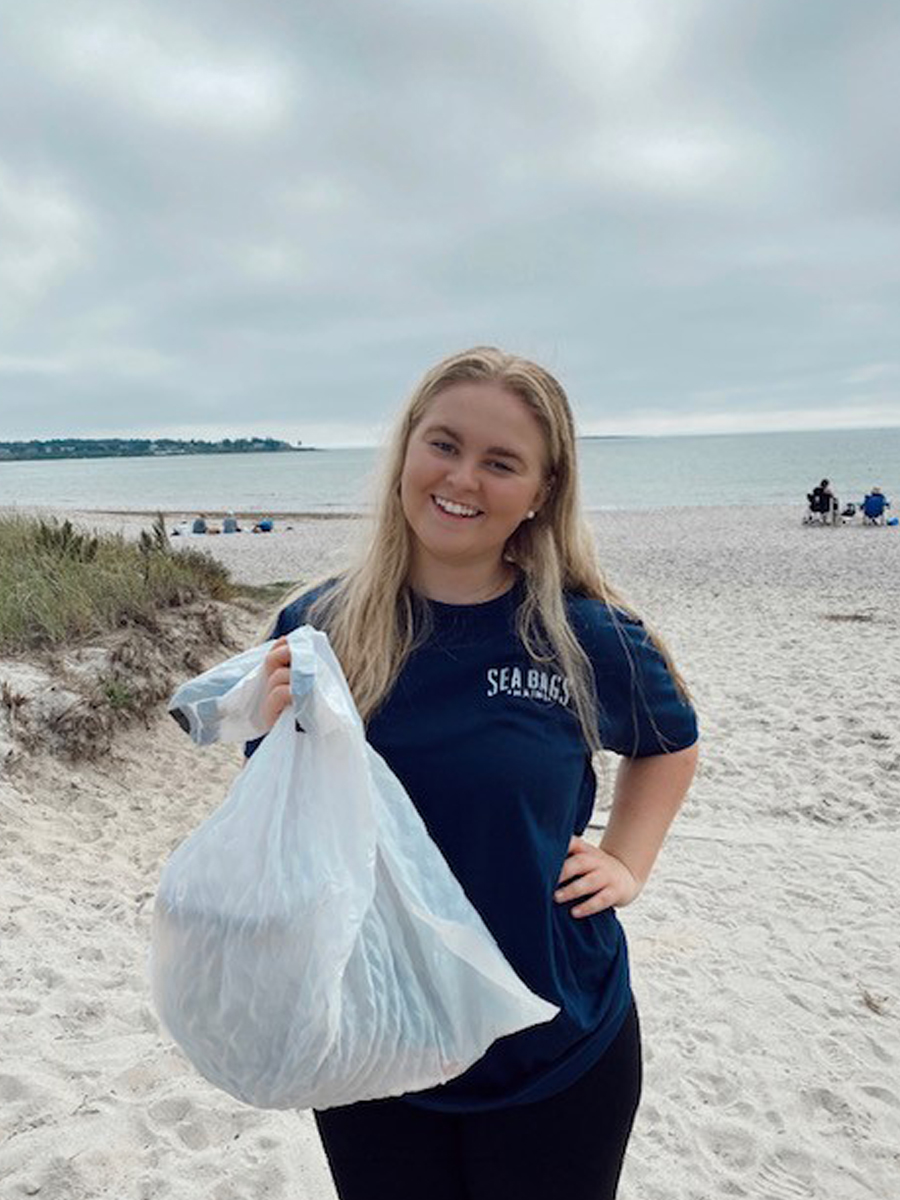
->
[1, 427, 897, 514]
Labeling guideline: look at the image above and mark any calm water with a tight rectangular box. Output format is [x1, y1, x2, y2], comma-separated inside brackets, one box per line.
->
[1, 428, 897, 513]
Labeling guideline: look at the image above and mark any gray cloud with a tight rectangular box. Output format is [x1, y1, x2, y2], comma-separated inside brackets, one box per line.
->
[1, 0, 898, 442]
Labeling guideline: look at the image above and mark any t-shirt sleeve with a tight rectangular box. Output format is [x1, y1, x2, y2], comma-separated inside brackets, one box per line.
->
[575, 602, 698, 758]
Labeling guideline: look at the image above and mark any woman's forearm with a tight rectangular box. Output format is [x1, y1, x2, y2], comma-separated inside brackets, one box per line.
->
[599, 742, 699, 888]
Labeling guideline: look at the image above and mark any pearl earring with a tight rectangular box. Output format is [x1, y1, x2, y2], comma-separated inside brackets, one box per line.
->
[526, 510, 536, 520]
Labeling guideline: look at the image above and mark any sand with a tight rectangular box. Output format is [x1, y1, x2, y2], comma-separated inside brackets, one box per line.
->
[1, 505, 898, 1198]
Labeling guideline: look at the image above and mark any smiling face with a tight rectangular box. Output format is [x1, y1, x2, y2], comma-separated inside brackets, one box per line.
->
[399, 381, 549, 593]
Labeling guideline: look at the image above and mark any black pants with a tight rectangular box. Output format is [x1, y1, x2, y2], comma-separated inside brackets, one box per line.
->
[314, 1001, 642, 1200]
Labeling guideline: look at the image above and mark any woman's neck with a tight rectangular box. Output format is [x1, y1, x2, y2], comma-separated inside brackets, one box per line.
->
[409, 558, 516, 606]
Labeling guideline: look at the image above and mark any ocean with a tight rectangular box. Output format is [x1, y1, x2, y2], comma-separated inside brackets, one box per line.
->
[1, 427, 898, 514]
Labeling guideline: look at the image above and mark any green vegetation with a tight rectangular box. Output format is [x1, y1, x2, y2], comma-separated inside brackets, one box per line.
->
[0, 437, 303, 461]
[34, 518, 100, 562]
[99, 677, 137, 711]
[0, 512, 234, 653]
[237, 580, 299, 607]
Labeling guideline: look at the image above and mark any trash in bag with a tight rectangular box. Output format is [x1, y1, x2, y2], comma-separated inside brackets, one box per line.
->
[150, 626, 558, 1110]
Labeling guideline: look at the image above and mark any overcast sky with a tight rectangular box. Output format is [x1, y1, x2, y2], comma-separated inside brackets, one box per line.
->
[1, 1, 898, 445]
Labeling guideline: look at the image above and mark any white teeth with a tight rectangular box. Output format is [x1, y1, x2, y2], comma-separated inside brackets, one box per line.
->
[434, 495, 481, 517]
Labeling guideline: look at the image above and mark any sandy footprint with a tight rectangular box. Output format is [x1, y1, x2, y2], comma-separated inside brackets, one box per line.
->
[754, 1147, 816, 1200]
[698, 1120, 759, 1172]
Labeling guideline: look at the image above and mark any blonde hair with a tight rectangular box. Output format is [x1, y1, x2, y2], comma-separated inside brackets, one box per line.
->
[300, 346, 685, 752]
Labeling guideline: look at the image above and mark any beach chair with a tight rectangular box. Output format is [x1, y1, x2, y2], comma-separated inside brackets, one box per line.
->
[805, 487, 837, 525]
[861, 491, 890, 525]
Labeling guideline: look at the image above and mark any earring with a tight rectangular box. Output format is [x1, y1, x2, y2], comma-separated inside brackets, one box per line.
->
[526, 510, 536, 520]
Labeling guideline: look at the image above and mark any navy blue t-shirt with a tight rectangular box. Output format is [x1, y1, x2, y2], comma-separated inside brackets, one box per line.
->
[246, 580, 698, 1111]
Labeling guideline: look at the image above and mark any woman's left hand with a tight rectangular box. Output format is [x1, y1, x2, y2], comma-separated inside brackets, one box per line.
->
[554, 836, 642, 918]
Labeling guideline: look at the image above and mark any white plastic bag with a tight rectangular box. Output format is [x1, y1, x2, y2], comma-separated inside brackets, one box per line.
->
[151, 626, 557, 1110]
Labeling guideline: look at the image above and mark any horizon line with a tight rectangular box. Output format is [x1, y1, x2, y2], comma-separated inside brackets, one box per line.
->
[3, 421, 900, 451]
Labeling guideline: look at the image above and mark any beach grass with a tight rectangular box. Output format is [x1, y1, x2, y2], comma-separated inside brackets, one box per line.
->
[0, 512, 234, 653]
[236, 580, 299, 607]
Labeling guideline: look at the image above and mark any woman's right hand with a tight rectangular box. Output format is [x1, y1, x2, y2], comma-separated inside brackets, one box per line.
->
[261, 636, 293, 730]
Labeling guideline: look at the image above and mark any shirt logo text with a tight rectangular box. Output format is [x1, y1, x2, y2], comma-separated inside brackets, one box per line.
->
[486, 665, 570, 706]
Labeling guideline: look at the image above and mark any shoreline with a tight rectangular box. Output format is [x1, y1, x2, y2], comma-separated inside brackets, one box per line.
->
[0, 505, 367, 521]
[4, 497, 898, 520]
[0, 499, 826, 516]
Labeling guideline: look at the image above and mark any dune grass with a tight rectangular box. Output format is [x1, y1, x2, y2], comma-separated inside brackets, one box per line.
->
[0, 513, 234, 653]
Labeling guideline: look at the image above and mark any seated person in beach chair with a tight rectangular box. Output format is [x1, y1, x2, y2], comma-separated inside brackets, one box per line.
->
[861, 487, 890, 525]
[222, 512, 241, 533]
[252, 517, 274, 533]
[805, 480, 838, 524]
[192, 514, 208, 535]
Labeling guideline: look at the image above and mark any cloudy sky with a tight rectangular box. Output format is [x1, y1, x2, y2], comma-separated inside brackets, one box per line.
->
[1, 0, 898, 445]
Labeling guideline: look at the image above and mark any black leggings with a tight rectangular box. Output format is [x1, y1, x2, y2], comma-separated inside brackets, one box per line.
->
[314, 1001, 642, 1200]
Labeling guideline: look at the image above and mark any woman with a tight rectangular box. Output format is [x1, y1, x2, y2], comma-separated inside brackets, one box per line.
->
[248, 347, 699, 1200]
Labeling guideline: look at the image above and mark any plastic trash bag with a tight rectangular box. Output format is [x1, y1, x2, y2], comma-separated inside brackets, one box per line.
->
[151, 626, 558, 1110]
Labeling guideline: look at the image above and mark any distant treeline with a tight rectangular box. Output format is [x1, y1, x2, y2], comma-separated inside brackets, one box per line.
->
[0, 437, 302, 462]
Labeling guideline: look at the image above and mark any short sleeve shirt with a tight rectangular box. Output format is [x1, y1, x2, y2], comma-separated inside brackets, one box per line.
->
[247, 580, 698, 1111]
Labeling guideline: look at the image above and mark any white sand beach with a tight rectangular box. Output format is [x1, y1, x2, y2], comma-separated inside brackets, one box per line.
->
[1, 505, 899, 1198]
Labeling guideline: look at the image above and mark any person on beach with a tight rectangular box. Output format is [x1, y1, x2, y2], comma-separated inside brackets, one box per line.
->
[191, 514, 208, 534]
[807, 479, 838, 524]
[860, 486, 890, 525]
[246, 347, 699, 1200]
[222, 511, 241, 533]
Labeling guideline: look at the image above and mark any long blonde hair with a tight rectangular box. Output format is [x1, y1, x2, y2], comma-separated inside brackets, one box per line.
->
[302, 346, 685, 751]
